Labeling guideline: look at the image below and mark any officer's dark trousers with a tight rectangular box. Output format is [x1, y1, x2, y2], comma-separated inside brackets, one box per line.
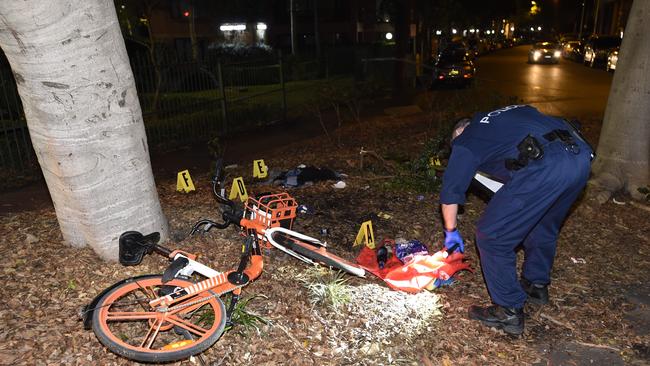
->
[475, 141, 591, 309]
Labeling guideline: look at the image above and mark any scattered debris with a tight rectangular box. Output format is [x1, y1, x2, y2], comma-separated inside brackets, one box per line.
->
[377, 212, 392, 220]
[332, 181, 346, 189]
[24, 233, 39, 244]
[273, 165, 342, 188]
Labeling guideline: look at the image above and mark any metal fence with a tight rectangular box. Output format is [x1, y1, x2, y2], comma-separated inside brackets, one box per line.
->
[130, 52, 326, 150]
[0, 51, 348, 183]
[0, 67, 35, 181]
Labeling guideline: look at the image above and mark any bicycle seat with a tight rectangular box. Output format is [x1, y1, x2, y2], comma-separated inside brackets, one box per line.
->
[118, 231, 161, 266]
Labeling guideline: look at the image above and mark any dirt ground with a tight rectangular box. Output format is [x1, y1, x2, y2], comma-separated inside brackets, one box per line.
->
[0, 108, 649, 366]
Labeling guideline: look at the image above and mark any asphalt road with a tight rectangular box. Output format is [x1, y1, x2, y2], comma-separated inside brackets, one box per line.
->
[474, 45, 614, 120]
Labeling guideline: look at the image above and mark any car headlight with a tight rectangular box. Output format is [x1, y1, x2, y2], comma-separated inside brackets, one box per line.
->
[554, 50, 561, 58]
[533, 50, 541, 60]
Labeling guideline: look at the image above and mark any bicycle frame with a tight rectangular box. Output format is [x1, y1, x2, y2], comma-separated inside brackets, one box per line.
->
[264, 226, 326, 263]
[147, 249, 263, 310]
[85, 162, 366, 362]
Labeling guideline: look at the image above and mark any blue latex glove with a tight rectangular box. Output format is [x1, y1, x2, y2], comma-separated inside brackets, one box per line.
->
[443, 229, 464, 253]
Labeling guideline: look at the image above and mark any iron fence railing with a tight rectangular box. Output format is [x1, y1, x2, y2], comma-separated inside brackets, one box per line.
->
[0, 51, 350, 182]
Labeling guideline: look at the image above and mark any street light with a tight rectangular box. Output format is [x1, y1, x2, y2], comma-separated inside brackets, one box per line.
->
[537, 26, 542, 31]
[452, 28, 457, 34]
[385, 32, 393, 40]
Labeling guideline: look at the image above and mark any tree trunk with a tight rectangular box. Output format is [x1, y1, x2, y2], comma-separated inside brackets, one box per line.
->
[588, 0, 650, 203]
[0, 0, 168, 260]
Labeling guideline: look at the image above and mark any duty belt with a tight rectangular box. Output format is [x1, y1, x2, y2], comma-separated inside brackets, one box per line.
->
[505, 129, 579, 171]
[543, 129, 580, 154]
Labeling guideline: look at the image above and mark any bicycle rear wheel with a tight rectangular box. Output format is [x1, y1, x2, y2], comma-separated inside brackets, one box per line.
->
[92, 275, 226, 363]
[271, 231, 365, 277]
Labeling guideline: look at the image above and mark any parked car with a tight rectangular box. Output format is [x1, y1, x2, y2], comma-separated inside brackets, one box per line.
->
[583, 35, 621, 68]
[528, 42, 561, 64]
[443, 40, 475, 60]
[606, 47, 619, 72]
[562, 40, 582, 60]
[433, 51, 475, 87]
[558, 33, 579, 43]
[465, 38, 481, 58]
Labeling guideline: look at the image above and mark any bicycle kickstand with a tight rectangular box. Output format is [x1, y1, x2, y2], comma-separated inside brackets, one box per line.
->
[225, 290, 241, 328]
[225, 235, 255, 327]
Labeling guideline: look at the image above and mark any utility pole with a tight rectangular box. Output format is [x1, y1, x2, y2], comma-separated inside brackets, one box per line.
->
[290, 0, 296, 55]
[578, 0, 586, 39]
[592, 0, 600, 35]
[189, 5, 198, 61]
[314, 0, 321, 58]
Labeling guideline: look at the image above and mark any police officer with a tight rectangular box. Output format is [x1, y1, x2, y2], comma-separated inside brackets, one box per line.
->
[439, 105, 593, 335]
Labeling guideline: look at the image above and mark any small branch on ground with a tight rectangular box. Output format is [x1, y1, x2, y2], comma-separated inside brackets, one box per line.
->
[350, 175, 396, 181]
[540, 312, 575, 331]
[359, 147, 399, 173]
[574, 341, 621, 353]
[275, 322, 313, 356]
[629, 200, 650, 213]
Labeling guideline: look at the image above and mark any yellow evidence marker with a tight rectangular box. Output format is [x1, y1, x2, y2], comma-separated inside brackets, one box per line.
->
[229, 177, 249, 202]
[429, 156, 442, 167]
[176, 170, 196, 193]
[353, 220, 375, 249]
[253, 159, 268, 179]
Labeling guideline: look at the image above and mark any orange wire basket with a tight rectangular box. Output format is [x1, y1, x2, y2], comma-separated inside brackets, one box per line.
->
[243, 193, 297, 247]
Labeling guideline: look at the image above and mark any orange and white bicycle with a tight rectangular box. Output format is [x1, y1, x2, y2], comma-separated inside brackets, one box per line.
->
[82, 161, 364, 362]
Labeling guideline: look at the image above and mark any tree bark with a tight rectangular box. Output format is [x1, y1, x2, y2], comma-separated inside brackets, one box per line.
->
[0, 0, 168, 260]
[588, 0, 650, 204]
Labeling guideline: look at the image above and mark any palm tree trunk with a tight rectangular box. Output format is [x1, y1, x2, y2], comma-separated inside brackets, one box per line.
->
[588, 0, 650, 203]
[0, 0, 168, 260]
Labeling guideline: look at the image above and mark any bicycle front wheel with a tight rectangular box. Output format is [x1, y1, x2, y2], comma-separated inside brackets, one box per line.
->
[271, 231, 365, 277]
[92, 275, 226, 363]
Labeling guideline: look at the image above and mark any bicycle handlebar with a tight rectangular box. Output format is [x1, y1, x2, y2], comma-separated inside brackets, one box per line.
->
[211, 158, 237, 208]
[189, 159, 243, 235]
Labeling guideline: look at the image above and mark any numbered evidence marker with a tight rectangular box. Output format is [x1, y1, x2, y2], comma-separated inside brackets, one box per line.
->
[429, 156, 442, 167]
[228, 177, 249, 202]
[176, 170, 196, 193]
[353, 220, 375, 249]
[253, 159, 268, 179]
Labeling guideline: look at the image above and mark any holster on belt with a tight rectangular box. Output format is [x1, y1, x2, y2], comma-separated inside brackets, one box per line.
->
[505, 134, 544, 171]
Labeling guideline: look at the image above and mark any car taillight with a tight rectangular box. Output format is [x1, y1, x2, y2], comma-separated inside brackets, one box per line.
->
[438, 74, 445, 80]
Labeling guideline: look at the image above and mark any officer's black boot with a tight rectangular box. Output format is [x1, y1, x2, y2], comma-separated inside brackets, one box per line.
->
[520, 278, 549, 305]
[468, 304, 524, 335]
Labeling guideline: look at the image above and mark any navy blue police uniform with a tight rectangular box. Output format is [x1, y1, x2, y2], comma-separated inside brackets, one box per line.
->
[440, 105, 592, 309]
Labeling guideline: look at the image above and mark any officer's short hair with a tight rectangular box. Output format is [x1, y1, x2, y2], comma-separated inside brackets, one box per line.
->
[451, 117, 471, 140]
